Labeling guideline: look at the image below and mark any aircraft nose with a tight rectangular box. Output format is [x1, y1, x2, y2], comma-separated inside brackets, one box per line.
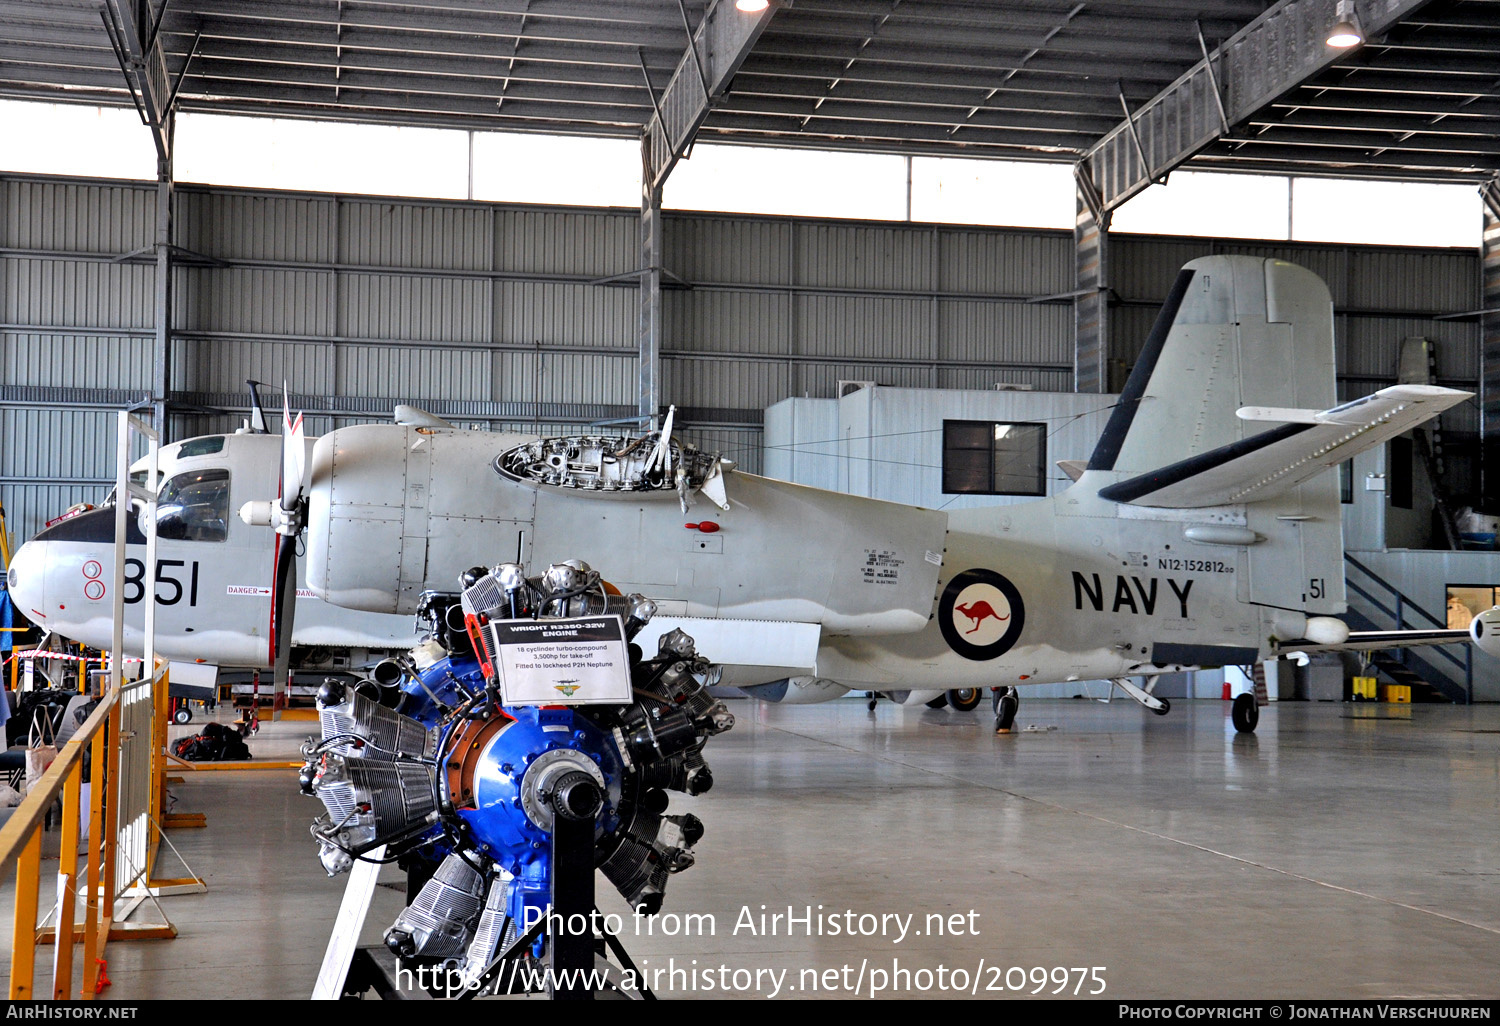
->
[6, 539, 48, 621]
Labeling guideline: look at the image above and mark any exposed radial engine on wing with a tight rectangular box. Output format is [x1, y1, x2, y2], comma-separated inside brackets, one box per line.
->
[298, 558, 733, 989]
[494, 412, 731, 514]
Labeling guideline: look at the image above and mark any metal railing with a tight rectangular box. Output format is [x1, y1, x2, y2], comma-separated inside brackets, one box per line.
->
[0, 683, 122, 999]
[1344, 553, 1472, 703]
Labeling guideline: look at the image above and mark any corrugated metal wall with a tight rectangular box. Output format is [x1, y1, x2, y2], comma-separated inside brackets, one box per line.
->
[0, 171, 1481, 542]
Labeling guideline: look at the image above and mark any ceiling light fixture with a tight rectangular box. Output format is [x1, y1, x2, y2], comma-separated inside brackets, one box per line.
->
[736, 0, 770, 11]
[1326, 0, 1364, 48]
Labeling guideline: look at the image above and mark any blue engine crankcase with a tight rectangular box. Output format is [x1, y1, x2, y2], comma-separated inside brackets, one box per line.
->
[399, 652, 488, 727]
[437, 699, 625, 931]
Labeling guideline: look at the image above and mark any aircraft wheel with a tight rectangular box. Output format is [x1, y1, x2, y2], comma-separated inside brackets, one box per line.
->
[1151, 698, 1171, 717]
[925, 695, 950, 709]
[1231, 693, 1259, 734]
[948, 688, 981, 712]
[867, 693, 878, 712]
[993, 688, 1019, 733]
[173, 706, 193, 725]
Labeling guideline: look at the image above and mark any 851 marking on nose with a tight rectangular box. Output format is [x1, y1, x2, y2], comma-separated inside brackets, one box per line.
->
[939, 568, 1025, 661]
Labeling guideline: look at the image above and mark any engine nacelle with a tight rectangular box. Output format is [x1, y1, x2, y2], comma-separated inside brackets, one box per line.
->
[1470, 607, 1500, 657]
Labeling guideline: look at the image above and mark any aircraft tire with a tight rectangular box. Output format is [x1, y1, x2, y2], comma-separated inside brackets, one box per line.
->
[925, 695, 950, 709]
[173, 706, 193, 725]
[1152, 698, 1171, 716]
[1231, 693, 1259, 733]
[994, 689, 1019, 732]
[948, 688, 981, 712]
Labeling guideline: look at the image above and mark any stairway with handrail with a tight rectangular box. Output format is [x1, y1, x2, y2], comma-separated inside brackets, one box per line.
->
[1343, 553, 1471, 704]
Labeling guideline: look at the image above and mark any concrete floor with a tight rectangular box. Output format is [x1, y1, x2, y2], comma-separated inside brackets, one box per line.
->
[5, 696, 1499, 1000]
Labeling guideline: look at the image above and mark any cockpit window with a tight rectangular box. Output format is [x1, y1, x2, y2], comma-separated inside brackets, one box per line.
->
[176, 436, 226, 458]
[154, 469, 230, 542]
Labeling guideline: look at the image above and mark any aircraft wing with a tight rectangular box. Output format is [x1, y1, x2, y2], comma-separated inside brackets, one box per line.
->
[633, 616, 820, 682]
[1098, 385, 1470, 508]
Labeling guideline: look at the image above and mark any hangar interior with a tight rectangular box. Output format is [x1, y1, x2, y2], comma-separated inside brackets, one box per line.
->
[1, 0, 1499, 1003]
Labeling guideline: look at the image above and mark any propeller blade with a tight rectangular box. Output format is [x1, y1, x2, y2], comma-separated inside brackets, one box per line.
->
[270, 533, 297, 719]
[648, 404, 676, 474]
[280, 381, 306, 515]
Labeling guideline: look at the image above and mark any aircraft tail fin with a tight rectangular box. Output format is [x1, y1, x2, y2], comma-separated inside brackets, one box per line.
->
[1075, 255, 1467, 618]
[1085, 255, 1343, 483]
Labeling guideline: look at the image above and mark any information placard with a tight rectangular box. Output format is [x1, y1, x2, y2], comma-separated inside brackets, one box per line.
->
[484, 615, 634, 706]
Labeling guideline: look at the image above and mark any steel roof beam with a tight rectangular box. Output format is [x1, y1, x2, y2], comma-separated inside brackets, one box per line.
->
[793, 0, 1271, 17]
[1257, 106, 1500, 133]
[157, 18, 688, 55]
[101, 0, 182, 164]
[643, 0, 776, 189]
[767, 14, 1207, 61]
[738, 55, 1169, 101]
[1183, 157, 1489, 182]
[1280, 89, 1500, 118]
[1229, 127, 1500, 155]
[160, 2, 692, 50]
[752, 34, 1190, 81]
[1081, 0, 1439, 213]
[1201, 140, 1494, 172]
[178, 46, 677, 92]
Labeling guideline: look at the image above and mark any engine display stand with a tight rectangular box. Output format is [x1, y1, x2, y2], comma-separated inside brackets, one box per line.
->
[328, 821, 655, 1000]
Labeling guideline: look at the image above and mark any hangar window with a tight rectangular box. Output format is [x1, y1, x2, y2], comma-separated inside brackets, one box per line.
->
[1446, 586, 1499, 629]
[1389, 437, 1413, 509]
[942, 421, 1046, 496]
[154, 469, 230, 542]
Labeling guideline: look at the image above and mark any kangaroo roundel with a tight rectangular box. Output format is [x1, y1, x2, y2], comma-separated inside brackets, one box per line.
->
[939, 569, 1025, 661]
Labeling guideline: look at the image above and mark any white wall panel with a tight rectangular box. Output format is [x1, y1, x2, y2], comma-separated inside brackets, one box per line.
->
[3, 332, 152, 390]
[172, 337, 335, 396]
[496, 208, 635, 277]
[2, 178, 153, 254]
[663, 358, 791, 412]
[3, 258, 153, 328]
[939, 300, 1071, 365]
[665, 290, 789, 354]
[177, 267, 332, 336]
[0, 408, 117, 479]
[938, 230, 1071, 295]
[667, 216, 793, 287]
[795, 223, 935, 291]
[341, 199, 491, 270]
[341, 273, 488, 342]
[795, 294, 932, 358]
[177, 190, 335, 263]
[336, 344, 491, 400]
[494, 281, 633, 347]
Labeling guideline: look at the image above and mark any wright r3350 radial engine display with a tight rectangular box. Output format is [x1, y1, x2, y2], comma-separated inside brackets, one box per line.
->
[299, 559, 733, 993]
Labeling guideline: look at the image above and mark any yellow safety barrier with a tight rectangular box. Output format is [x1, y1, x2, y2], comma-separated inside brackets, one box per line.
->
[0, 684, 122, 999]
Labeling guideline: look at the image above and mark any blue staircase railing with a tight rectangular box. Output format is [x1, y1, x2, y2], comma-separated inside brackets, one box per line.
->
[1343, 553, 1471, 704]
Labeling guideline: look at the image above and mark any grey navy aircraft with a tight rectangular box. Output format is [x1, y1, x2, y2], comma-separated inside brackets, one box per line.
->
[4, 411, 420, 696]
[9, 256, 1494, 731]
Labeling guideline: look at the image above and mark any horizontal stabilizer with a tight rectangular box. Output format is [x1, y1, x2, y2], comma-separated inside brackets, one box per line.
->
[1098, 385, 1470, 508]
[1274, 628, 1467, 655]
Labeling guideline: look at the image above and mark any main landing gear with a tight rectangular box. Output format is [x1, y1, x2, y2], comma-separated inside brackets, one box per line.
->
[948, 688, 982, 712]
[991, 686, 1019, 733]
[1231, 692, 1259, 733]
